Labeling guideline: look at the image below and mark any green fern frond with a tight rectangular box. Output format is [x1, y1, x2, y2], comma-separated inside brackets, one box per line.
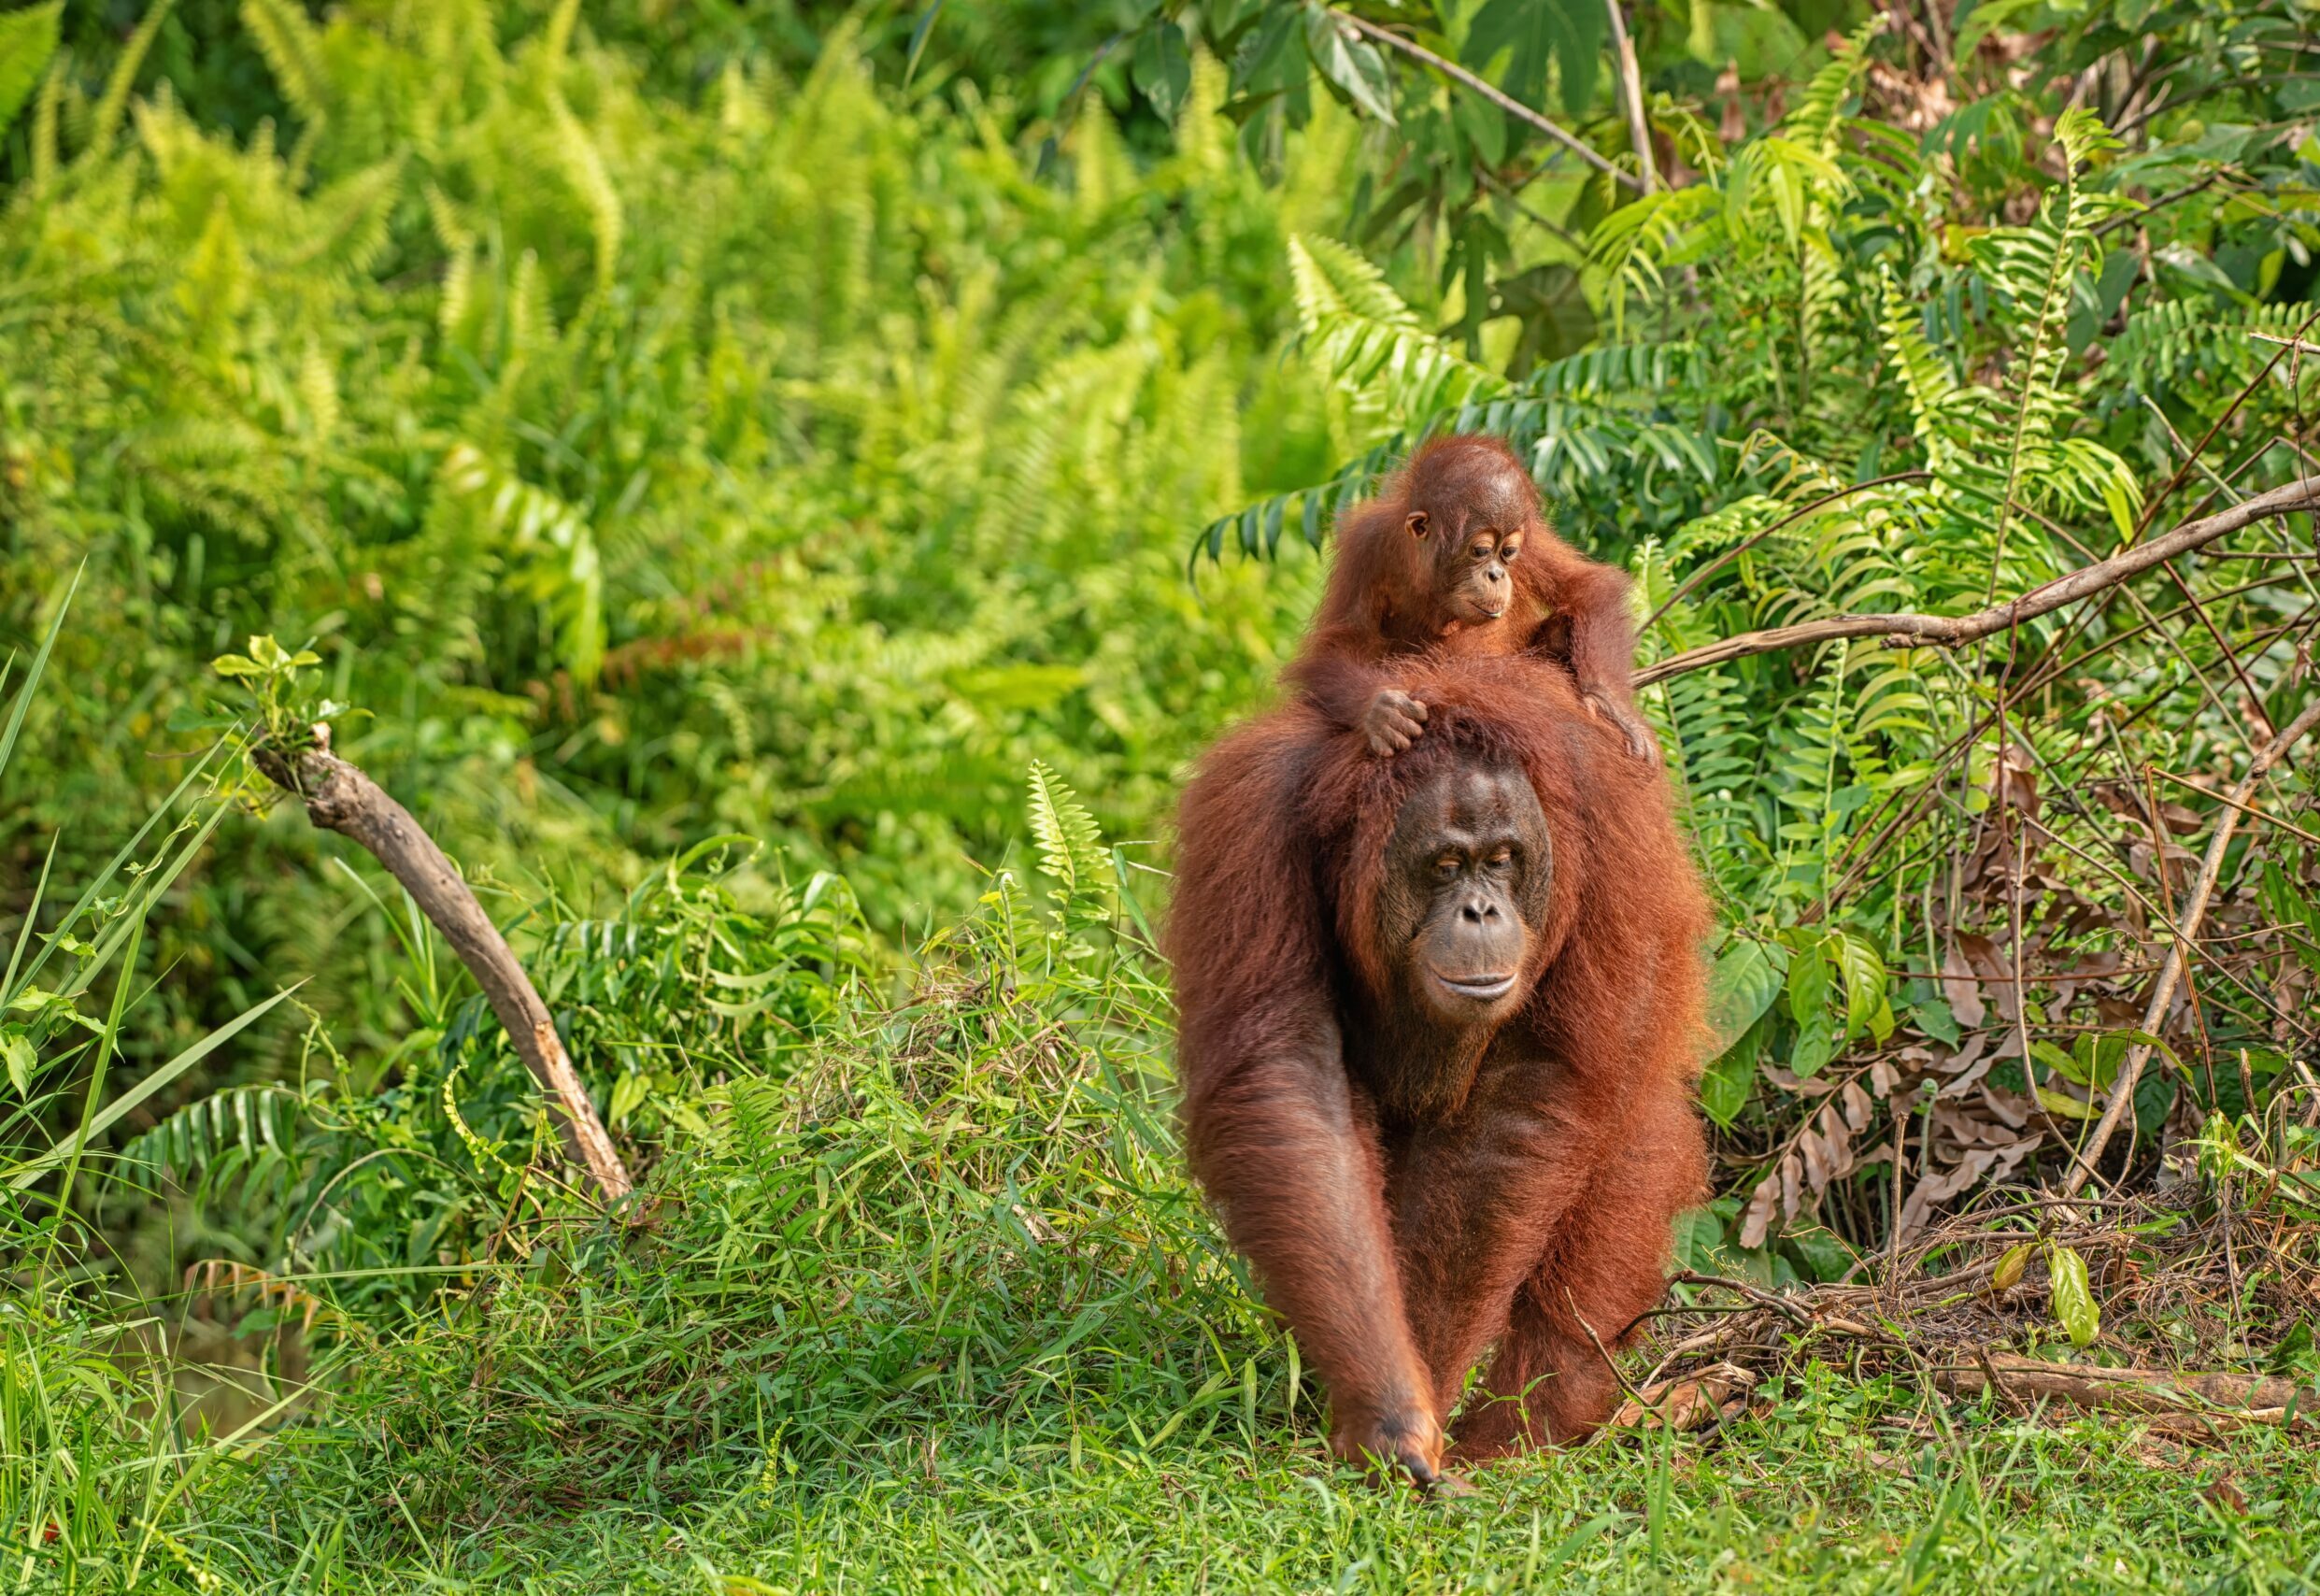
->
[86, 0, 176, 157]
[1783, 17, 1883, 153]
[1027, 760, 1107, 909]
[1288, 234, 1507, 426]
[1289, 233, 1416, 330]
[242, 0, 331, 125]
[548, 94, 623, 292]
[435, 444, 605, 682]
[292, 158, 401, 274]
[120, 1083, 305, 1203]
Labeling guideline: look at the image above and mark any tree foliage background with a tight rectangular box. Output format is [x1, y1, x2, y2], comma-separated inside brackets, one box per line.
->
[4, 0, 2320, 1586]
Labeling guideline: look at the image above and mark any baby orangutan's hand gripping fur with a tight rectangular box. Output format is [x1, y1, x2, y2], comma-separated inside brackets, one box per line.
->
[1288, 434, 1658, 763]
[1166, 655, 1709, 1489]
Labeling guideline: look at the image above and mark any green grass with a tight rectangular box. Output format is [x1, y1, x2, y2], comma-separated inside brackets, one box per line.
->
[179, 1375, 2320, 1591]
[26, 848, 2309, 1596]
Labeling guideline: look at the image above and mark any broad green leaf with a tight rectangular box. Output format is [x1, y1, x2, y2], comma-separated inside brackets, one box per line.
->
[213, 654, 262, 677]
[2047, 1243, 2099, 1347]
[1832, 934, 1887, 1041]
[608, 1070, 650, 1125]
[1466, 0, 1602, 114]
[2031, 1038, 2079, 1083]
[1132, 20, 1192, 124]
[1452, 90, 1506, 165]
[1303, 9, 1394, 125]
[1706, 938, 1784, 1050]
[1991, 1241, 2033, 1291]
[1911, 993, 1960, 1047]
[1785, 940, 1829, 1022]
[1, 1029, 32, 1095]
[1699, 1026, 1759, 1128]
[2068, 1033, 2128, 1090]
[1231, 6, 1302, 96]
[1671, 1206, 1725, 1273]
[1864, 990, 1895, 1045]
[1790, 1013, 1838, 1079]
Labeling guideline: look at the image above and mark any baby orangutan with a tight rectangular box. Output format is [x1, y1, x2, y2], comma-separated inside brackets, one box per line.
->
[1286, 435, 1657, 763]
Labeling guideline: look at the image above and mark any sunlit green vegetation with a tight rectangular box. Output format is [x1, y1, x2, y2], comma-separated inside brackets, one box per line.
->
[4, 0, 2318, 1588]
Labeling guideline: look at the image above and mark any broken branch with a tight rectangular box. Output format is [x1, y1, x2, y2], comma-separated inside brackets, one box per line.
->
[1937, 1354, 2308, 1427]
[251, 736, 635, 1207]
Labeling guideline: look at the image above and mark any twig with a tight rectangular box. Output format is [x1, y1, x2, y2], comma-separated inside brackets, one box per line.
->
[1329, 10, 1644, 192]
[1935, 1356, 2308, 1424]
[1570, 1296, 1664, 1419]
[2254, 332, 2320, 357]
[2155, 768, 2320, 849]
[2091, 169, 2229, 238]
[252, 734, 635, 1206]
[2061, 699, 2320, 1196]
[1636, 474, 2320, 685]
[1673, 1271, 1815, 1327]
[1603, 0, 1657, 192]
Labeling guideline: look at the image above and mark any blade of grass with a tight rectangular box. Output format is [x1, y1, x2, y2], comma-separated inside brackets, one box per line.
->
[7, 743, 223, 1005]
[36, 909, 144, 1280]
[0, 561, 78, 786]
[5, 832, 59, 996]
[12, 982, 303, 1192]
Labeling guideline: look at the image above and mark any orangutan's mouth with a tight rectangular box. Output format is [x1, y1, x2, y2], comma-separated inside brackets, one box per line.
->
[1431, 971, 1516, 1001]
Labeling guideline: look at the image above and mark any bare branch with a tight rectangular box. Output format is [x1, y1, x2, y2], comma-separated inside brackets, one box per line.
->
[1636, 474, 2320, 687]
[1329, 10, 1644, 192]
[1938, 1355, 2307, 1426]
[252, 738, 635, 1206]
[1603, 0, 1657, 193]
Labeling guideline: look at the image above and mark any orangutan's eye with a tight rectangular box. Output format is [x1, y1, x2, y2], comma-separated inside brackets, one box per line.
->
[1433, 855, 1461, 880]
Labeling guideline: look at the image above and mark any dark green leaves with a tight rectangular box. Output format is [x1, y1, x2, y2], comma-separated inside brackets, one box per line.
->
[1132, 21, 1193, 124]
[903, 1, 947, 87]
[1463, 0, 1601, 114]
[1708, 938, 1786, 1051]
[1231, 5, 1304, 97]
[1701, 938, 1785, 1127]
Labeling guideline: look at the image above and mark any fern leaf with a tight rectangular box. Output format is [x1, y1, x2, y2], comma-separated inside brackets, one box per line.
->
[242, 0, 331, 125]
[87, 0, 176, 156]
[1027, 760, 1105, 904]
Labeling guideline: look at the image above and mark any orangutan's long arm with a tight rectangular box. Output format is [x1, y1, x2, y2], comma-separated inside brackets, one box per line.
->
[1181, 1004, 1445, 1482]
[1168, 728, 1444, 1482]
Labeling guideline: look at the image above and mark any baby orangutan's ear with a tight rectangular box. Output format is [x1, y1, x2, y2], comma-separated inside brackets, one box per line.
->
[1405, 511, 1429, 539]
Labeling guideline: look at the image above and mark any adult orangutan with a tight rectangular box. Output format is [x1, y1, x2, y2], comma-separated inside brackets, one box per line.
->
[1286, 433, 1658, 764]
[1164, 652, 1708, 1484]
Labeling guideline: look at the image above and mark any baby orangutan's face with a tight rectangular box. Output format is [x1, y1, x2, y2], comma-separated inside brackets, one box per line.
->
[1405, 457, 1533, 631]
